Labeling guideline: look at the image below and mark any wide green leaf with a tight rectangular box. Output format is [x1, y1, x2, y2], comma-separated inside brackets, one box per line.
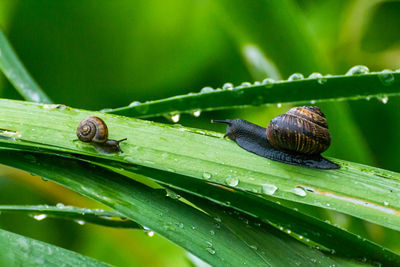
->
[0, 99, 399, 233]
[0, 228, 108, 266]
[0, 150, 348, 266]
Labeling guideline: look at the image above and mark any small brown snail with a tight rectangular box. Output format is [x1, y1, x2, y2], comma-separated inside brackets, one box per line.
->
[212, 106, 339, 169]
[77, 116, 127, 153]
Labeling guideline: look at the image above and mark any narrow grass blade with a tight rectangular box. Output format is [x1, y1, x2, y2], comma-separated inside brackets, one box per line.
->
[0, 150, 346, 266]
[0, 228, 108, 266]
[0, 205, 140, 229]
[105, 71, 400, 118]
[0, 29, 52, 103]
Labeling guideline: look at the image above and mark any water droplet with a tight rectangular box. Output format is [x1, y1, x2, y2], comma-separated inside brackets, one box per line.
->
[308, 72, 323, 79]
[384, 201, 389, 206]
[202, 172, 212, 180]
[222, 83, 234, 90]
[378, 95, 389, 104]
[310, 100, 316, 104]
[209, 230, 215, 235]
[171, 114, 180, 122]
[33, 214, 47, 221]
[200, 86, 214, 93]
[326, 203, 331, 207]
[75, 220, 85, 225]
[346, 65, 369, 75]
[240, 82, 252, 87]
[378, 70, 395, 86]
[147, 231, 155, 237]
[206, 248, 216, 255]
[99, 108, 113, 112]
[191, 110, 201, 117]
[291, 187, 307, 197]
[276, 103, 282, 108]
[288, 73, 304, 81]
[262, 78, 274, 88]
[225, 176, 239, 187]
[56, 203, 65, 209]
[261, 184, 278, 195]
[166, 189, 180, 200]
[308, 72, 327, 84]
[253, 81, 261, 86]
[129, 101, 141, 107]
[164, 113, 181, 123]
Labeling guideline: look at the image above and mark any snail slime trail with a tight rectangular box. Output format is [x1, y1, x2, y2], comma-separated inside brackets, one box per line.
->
[76, 116, 127, 153]
[212, 106, 339, 170]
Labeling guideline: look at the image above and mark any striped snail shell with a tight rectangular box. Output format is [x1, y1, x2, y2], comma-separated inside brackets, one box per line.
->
[76, 116, 127, 153]
[77, 116, 108, 143]
[266, 106, 331, 155]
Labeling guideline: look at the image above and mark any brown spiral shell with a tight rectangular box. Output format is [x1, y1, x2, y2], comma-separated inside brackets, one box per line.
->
[266, 106, 331, 155]
[76, 116, 108, 143]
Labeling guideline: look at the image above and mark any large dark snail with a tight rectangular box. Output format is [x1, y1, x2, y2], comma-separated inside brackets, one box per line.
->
[77, 116, 127, 153]
[212, 106, 339, 169]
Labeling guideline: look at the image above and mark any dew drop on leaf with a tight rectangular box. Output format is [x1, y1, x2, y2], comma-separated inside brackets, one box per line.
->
[202, 172, 212, 180]
[291, 187, 307, 197]
[261, 183, 278, 195]
[206, 247, 216, 255]
[262, 78, 274, 88]
[191, 109, 201, 117]
[378, 70, 395, 86]
[377, 95, 389, 104]
[222, 82, 234, 90]
[346, 65, 369, 75]
[225, 176, 239, 187]
[129, 101, 141, 107]
[33, 214, 47, 221]
[200, 86, 214, 93]
[288, 73, 304, 81]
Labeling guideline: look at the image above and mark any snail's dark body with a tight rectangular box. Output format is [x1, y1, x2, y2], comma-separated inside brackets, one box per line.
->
[77, 116, 127, 153]
[213, 106, 339, 170]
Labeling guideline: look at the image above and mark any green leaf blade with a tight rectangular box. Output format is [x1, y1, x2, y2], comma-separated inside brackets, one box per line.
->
[0, 228, 109, 266]
[105, 72, 400, 118]
[0, 30, 52, 104]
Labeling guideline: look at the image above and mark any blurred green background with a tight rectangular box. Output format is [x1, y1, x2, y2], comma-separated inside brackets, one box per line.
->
[1, 0, 400, 265]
